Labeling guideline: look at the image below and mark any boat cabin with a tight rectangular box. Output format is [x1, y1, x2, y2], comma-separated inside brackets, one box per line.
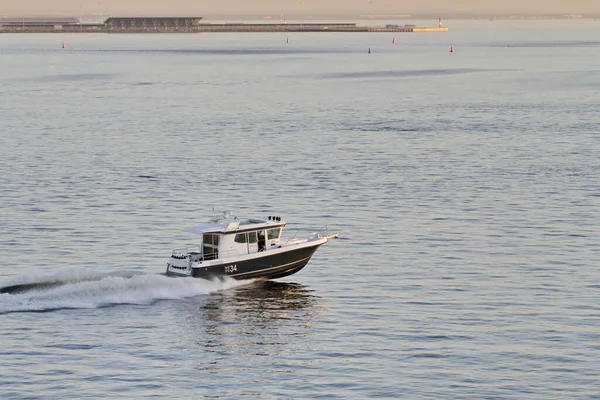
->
[181, 216, 286, 262]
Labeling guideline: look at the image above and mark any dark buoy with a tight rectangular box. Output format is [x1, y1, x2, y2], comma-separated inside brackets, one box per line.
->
[286, 37, 289, 44]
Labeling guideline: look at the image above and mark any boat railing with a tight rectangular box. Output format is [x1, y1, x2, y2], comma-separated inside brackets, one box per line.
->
[212, 249, 247, 260]
[281, 229, 301, 247]
[281, 226, 337, 246]
[171, 245, 202, 258]
[309, 226, 340, 241]
[170, 246, 246, 263]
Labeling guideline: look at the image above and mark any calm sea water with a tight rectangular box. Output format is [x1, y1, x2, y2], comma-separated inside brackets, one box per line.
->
[1, 19, 599, 399]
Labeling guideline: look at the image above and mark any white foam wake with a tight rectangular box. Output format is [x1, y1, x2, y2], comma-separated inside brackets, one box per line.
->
[0, 272, 252, 314]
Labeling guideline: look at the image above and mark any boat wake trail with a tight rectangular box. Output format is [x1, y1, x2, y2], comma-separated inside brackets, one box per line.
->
[0, 270, 251, 314]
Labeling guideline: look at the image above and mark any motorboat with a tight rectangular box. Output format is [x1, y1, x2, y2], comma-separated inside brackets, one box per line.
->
[166, 211, 339, 280]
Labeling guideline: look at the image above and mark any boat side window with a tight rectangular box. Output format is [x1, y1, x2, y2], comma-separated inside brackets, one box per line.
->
[234, 233, 247, 243]
[203, 234, 219, 260]
[203, 234, 219, 246]
[267, 228, 281, 240]
[248, 231, 257, 243]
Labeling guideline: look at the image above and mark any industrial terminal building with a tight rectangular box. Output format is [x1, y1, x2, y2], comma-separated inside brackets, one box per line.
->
[104, 17, 203, 30]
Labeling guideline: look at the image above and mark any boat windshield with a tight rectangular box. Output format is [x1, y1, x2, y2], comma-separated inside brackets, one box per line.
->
[267, 228, 281, 240]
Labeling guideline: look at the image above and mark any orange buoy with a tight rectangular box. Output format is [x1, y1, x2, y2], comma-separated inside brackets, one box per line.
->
[62, 42, 66, 49]
[392, 37, 396, 44]
[450, 46, 454, 53]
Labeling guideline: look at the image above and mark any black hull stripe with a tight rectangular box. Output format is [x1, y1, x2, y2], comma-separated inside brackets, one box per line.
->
[229, 255, 312, 278]
[269, 261, 310, 279]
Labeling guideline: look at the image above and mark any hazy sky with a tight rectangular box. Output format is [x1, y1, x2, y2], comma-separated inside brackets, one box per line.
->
[4, 0, 600, 16]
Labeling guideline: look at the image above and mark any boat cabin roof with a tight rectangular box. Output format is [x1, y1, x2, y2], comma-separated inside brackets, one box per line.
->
[183, 217, 286, 235]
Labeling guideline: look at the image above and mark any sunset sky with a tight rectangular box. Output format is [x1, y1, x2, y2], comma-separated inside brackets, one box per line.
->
[4, 0, 600, 16]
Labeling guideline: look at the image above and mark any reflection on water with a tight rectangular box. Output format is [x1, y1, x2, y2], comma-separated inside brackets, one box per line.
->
[179, 281, 323, 373]
[201, 280, 321, 322]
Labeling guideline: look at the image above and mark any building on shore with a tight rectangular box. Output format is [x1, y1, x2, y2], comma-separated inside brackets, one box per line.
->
[104, 17, 203, 30]
[0, 17, 81, 30]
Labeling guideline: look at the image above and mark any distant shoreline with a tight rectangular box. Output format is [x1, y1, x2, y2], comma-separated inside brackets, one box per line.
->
[2, 13, 600, 21]
[0, 26, 449, 34]
[0, 19, 448, 34]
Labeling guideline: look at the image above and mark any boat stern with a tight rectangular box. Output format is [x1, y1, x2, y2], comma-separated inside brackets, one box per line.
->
[165, 246, 203, 277]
